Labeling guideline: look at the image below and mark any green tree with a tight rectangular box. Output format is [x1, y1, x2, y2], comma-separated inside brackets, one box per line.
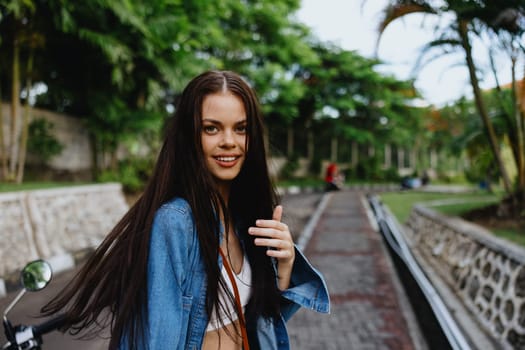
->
[293, 42, 418, 171]
[483, 5, 525, 208]
[20, 0, 207, 178]
[376, 0, 519, 195]
[0, 0, 40, 182]
[198, 0, 318, 152]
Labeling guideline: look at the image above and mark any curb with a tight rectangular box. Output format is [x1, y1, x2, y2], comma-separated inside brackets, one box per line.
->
[297, 192, 332, 251]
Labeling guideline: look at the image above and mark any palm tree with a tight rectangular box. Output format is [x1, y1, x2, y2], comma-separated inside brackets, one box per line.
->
[484, 6, 525, 208]
[375, 0, 518, 195]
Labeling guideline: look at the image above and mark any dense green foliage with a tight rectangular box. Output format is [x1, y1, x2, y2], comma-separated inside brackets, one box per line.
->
[26, 118, 63, 162]
[1, 0, 428, 189]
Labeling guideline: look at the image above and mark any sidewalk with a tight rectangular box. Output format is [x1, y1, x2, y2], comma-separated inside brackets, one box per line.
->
[287, 190, 426, 350]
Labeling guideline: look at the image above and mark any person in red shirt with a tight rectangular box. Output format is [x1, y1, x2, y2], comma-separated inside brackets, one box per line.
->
[324, 163, 341, 191]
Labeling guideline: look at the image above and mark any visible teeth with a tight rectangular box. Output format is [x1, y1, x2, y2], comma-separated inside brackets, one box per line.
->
[217, 157, 236, 162]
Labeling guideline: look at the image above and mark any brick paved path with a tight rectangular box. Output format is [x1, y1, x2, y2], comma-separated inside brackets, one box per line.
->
[288, 190, 421, 350]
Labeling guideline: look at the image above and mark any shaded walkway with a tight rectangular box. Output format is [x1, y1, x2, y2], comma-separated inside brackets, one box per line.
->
[288, 190, 424, 350]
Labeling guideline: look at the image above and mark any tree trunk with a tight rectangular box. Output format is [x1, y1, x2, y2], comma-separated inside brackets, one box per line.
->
[16, 48, 34, 183]
[306, 120, 313, 163]
[398, 148, 405, 170]
[0, 86, 7, 180]
[110, 149, 118, 171]
[89, 133, 99, 181]
[286, 125, 294, 157]
[384, 144, 391, 169]
[351, 141, 358, 167]
[458, 20, 513, 194]
[330, 137, 338, 162]
[512, 62, 525, 192]
[520, 65, 525, 206]
[8, 33, 21, 180]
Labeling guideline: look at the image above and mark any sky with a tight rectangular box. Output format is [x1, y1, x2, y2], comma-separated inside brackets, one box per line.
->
[296, 0, 517, 107]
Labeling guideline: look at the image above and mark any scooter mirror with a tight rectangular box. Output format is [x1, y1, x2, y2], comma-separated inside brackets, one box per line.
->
[20, 260, 52, 292]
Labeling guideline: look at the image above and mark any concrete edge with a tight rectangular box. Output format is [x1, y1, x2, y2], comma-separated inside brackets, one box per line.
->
[297, 192, 333, 251]
[360, 194, 430, 350]
[385, 204, 501, 350]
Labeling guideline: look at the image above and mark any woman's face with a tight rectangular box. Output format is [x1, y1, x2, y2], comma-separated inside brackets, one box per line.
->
[201, 91, 247, 189]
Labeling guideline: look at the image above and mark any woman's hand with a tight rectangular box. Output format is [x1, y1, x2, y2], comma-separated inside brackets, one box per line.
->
[249, 205, 295, 290]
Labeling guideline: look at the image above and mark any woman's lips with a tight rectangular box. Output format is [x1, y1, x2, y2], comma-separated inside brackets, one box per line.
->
[213, 155, 241, 167]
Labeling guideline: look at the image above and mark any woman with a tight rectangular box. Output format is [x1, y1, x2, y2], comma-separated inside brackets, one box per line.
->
[42, 70, 329, 349]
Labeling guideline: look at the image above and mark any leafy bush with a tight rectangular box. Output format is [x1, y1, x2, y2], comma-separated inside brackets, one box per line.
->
[308, 157, 322, 177]
[464, 148, 497, 184]
[353, 156, 399, 182]
[98, 157, 154, 193]
[27, 118, 64, 162]
[279, 153, 299, 180]
[355, 157, 382, 181]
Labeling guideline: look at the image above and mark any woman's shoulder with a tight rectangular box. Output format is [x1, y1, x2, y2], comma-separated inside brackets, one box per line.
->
[151, 197, 197, 244]
[152, 197, 194, 228]
[158, 196, 192, 214]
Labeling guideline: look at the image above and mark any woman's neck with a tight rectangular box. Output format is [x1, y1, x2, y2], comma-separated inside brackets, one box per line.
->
[216, 181, 231, 204]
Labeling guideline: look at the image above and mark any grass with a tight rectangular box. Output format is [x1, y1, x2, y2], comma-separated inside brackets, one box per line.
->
[380, 189, 525, 247]
[493, 229, 525, 246]
[431, 201, 500, 217]
[0, 181, 90, 193]
[380, 190, 500, 223]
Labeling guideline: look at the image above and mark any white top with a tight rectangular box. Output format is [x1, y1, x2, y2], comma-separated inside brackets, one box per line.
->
[206, 256, 252, 331]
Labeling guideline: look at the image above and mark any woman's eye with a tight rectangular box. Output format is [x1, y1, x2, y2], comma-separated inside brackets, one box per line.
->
[203, 125, 218, 134]
[236, 125, 247, 134]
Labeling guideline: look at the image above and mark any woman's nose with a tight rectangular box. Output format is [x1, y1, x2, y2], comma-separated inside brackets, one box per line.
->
[219, 130, 235, 148]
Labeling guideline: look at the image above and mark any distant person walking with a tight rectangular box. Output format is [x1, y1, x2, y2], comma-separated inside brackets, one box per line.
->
[324, 162, 342, 191]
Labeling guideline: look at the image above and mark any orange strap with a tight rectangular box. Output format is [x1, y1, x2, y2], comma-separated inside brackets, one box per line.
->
[219, 248, 250, 350]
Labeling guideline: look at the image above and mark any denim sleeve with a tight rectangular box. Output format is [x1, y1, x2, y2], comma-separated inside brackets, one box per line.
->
[280, 246, 330, 322]
[146, 200, 197, 349]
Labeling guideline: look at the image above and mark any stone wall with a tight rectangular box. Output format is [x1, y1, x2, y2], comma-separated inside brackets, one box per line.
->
[1, 105, 92, 172]
[406, 205, 525, 349]
[0, 183, 128, 296]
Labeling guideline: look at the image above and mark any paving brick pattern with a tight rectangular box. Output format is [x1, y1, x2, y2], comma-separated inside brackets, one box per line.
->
[288, 190, 417, 350]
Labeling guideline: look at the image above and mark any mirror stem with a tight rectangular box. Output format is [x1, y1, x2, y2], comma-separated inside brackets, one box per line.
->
[2, 289, 26, 322]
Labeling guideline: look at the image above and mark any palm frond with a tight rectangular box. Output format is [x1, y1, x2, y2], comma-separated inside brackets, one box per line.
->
[378, 2, 437, 35]
[411, 37, 461, 73]
[78, 29, 133, 66]
[375, 2, 438, 56]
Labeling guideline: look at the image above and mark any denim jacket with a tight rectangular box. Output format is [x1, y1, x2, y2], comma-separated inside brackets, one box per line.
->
[120, 197, 330, 349]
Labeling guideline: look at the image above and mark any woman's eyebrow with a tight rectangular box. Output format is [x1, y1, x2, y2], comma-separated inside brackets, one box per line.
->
[202, 118, 222, 124]
[202, 118, 247, 125]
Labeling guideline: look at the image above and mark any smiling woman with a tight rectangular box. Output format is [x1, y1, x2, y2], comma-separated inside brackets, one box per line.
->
[40, 70, 330, 350]
[201, 91, 247, 194]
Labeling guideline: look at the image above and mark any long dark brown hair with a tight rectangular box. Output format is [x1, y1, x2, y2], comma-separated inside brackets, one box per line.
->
[41, 70, 281, 349]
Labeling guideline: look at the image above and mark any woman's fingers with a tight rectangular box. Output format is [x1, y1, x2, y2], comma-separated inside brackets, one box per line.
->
[272, 205, 283, 222]
[249, 205, 295, 262]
